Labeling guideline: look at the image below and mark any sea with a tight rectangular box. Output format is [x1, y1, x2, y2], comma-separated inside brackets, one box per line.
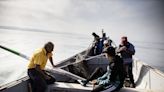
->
[0, 29, 164, 86]
[0, 29, 92, 86]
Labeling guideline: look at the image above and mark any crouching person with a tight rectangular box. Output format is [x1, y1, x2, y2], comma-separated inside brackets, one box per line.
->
[28, 42, 56, 92]
[91, 47, 124, 92]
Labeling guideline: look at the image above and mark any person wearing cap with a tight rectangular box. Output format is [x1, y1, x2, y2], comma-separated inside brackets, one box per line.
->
[80, 47, 124, 92]
[116, 36, 135, 88]
[28, 42, 56, 92]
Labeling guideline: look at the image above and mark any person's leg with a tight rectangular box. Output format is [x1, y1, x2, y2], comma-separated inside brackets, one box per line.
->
[82, 67, 104, 86]
[35, 76, 47, 92]
[124, 64, 128, 78]
[45, 73, 56, 84]
[128, 63, 135, 87]
[80, 67, 104, 86]
[91, 84, 104, 92]
[88, 67, 104, 81]
[123, 63, 131, 87]
[28, 69, 47, 92]
[28, 69, 36, 92]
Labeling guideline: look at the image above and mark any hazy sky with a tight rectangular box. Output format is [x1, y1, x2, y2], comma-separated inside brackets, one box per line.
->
[0, 0, 164, 44]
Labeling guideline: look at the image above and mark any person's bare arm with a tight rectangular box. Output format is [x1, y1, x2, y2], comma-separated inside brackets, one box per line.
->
[49, 57, 56, 68]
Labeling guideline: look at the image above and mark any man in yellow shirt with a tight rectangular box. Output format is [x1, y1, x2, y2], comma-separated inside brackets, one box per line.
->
[28, 42, 56, 92]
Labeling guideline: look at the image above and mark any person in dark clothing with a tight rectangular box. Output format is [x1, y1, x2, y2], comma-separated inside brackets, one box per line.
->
[92, 47, 124, 92]
[92, 32, 100, 39]
[116, 36, 135, 88]
[28, 42, 56, 92]
[91, 32, 103, 55]
[80, 47, 124, 92]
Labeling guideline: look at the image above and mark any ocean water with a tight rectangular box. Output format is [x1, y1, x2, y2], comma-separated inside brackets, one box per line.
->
[0, 0, 164, 86]
[0, 29, 92, 86]
[0, 29, 164, 86]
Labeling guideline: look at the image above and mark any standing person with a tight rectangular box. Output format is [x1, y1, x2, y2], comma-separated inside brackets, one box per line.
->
[91, 32, 103, 55]
[116, 36, 136, 88]
[28, 42, 56, 92]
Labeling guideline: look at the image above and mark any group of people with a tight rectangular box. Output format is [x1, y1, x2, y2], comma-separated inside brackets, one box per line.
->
[27, 31, 136, 92]
[80, 46, 125, 92]
[90, 31, 113, 56]
[83, 32, 135, 92]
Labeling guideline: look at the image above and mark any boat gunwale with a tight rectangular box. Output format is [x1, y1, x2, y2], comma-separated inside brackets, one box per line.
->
[134, 57, 164, 77]
[0, 76, 29, 91]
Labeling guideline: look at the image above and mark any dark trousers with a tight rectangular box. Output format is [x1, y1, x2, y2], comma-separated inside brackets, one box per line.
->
[28, 69, 56, 92]
[125, 63, 134, 84]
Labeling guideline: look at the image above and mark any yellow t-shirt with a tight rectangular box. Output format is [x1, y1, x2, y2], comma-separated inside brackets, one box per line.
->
[28, 48, 53, 70]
